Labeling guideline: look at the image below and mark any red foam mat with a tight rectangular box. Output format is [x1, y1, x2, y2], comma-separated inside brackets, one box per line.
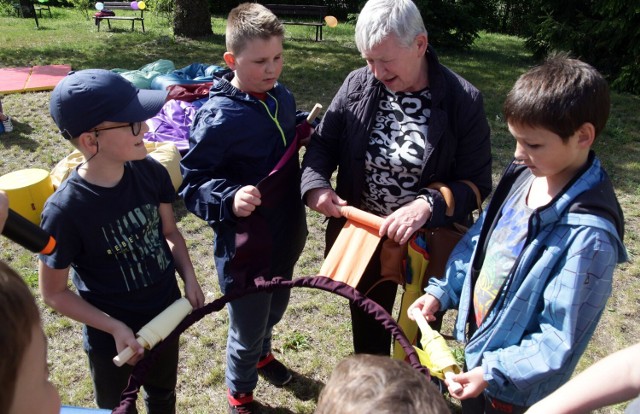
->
[0, 67, 32, 94]
[0, 64, 72, 94]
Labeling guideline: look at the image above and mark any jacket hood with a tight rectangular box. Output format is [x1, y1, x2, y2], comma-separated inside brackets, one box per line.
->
[570, 173, 625, 241]
[528, 151, 627, 262]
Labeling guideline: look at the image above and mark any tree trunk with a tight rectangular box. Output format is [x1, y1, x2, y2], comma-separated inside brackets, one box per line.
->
[19, 0, 35, 18]
[174, 0, 213, 38]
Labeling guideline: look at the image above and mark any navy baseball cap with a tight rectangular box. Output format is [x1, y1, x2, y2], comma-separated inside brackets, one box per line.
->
[49, 69, 168, 139]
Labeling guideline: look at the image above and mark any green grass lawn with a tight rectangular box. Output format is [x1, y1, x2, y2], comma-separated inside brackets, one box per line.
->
[1, 7, 639, 413]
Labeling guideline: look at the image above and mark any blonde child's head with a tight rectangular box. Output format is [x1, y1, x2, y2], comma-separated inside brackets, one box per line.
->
[315, 354, 449, 414]
[225, 3, 284, 56]
[223, 3, 286, 94]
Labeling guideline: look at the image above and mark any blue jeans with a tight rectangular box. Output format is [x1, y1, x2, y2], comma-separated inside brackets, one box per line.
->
[225, 281, 291, 393]
[86, 337, 179, 414]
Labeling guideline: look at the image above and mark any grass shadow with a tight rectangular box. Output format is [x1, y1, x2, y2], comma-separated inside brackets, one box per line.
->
[0, 120, 37, 150]
[286, 369, 324, 402]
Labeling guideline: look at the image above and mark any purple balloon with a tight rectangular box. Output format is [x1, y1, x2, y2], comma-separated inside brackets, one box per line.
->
[130, 1, 138, 9]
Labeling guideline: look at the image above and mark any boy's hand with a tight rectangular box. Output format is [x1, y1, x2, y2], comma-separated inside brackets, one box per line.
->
[233, 185, 261, 217]
[296, 121, 313, 147]
[447, 367, 488, 400]
[112, 322, 144, 366]
[185, 279, 205, 309]
[407, 293, 440, 322]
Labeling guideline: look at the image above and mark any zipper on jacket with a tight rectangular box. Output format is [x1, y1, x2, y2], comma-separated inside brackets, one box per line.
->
[258, 92, 286, 146]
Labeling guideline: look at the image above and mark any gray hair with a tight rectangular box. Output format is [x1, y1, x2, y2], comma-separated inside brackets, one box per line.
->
[355, 0, 427, 53]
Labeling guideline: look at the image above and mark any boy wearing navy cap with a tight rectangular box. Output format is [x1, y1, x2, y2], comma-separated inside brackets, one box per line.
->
[39, 69, 204, 413]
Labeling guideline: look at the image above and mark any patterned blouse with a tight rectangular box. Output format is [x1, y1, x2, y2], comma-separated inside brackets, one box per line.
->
[361, 86, 432, 216]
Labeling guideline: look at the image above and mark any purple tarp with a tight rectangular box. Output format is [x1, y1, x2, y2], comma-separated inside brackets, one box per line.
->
[144, 99, 205, 154]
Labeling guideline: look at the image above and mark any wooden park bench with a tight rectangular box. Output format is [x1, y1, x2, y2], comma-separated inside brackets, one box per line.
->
[264, 4, 327, 41]
[94, 1, 145, 32]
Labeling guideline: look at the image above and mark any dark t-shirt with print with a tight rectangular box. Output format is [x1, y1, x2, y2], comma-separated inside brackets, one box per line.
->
[40, 156, 181, 353]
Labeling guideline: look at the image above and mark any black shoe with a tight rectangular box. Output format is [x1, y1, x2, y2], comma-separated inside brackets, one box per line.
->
[256, 352, 292, 387]
[228, 389, 258, 414]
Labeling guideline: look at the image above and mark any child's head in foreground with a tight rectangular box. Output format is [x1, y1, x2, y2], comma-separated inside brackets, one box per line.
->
[49, 69, 167, 152]
[223, 2, 285, 94]
[0, 260, 61, 414]
[503, 55, 609, 175]
[315, 354, 449, 414]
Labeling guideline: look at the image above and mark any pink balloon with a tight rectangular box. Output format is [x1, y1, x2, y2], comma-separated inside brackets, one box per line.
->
[130, 1, 138, 9]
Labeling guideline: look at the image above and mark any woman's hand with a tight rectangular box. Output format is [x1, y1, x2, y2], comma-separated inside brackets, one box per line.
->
[305, 188, 347, 218]
[379, 198, 432, 244]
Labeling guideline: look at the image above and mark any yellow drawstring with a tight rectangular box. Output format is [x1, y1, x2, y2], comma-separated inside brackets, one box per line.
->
[257, 92, 286, 146]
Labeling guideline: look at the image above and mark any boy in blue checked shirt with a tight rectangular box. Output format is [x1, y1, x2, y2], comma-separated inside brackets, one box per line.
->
[409, 56, 627, 413]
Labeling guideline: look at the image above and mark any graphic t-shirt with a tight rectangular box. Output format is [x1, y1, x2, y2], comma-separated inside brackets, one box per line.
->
[473, 176, 534, 326]
[361, 86, 431, 216]
[40, 157, 181, 351]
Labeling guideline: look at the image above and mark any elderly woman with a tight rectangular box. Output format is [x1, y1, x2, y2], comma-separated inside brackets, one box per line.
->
[301, 0, 492, 355]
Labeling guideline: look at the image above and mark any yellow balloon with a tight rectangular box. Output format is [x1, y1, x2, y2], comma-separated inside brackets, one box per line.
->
[137, 1, 145, 9]
[324, 15, 338, 28]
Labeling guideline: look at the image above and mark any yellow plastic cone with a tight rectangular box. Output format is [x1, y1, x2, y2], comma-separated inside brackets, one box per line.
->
[412, 308, 462, 393]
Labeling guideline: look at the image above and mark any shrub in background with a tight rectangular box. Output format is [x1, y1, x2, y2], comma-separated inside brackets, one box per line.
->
[415, 0, 486, 49]
[525, 0, 640, 94]
[0, 0, 17, 17]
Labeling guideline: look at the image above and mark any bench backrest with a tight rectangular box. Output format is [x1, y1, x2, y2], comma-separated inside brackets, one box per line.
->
[102, 1, 144, 13]
[264, 4, 326, 21]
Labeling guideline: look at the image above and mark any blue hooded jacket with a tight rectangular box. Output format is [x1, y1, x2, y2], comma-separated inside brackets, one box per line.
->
[426, 152, 627, 406]
[179, 74, 307, 293]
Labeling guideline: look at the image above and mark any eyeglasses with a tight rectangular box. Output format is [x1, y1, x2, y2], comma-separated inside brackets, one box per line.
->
[92, 121, 143, 137]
